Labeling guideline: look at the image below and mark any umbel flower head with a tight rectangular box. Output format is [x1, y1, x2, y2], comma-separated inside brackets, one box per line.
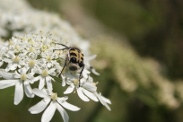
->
[0, 34, 111, 122]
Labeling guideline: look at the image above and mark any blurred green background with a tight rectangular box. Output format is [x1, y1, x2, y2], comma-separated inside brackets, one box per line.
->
[1, 0, 183, 122]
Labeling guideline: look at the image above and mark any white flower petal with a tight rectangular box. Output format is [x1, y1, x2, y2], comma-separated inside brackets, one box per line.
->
[6, 64, 17, 71]
[87, 54, 97, 61]
[82, 82, 97, 92]
[57, 99, 80, 111]
[82, 69, 90, 79]
[31, 76, 41, 83]
[24, 83, 34, 98]
[0, 80, 17, 89]
[48, 68, 56, 75]
[57, 96, 68, 101]
[64, 84, 75, 94]
[33, 89, 49, 98]
[101, 95, 111, 104]
[91, 68, 100, 76]
[0, 62, 3, 67]
[56, 103, 69, 122]
[96, 93, 111, 111]
[18, 67, 27, 74]
[77, 88, 90, 102]
[41, 101, 57, 122]
[0, 69, 15, 79]
[39, 78, 45, 90]
[14, 81, 23, 105]
[62, 77, 66, 87]
[83, 89, 98, 102]
[46, 77, 53, 92]
[27, 73, 34, 79]
[29, 99, 50, 114]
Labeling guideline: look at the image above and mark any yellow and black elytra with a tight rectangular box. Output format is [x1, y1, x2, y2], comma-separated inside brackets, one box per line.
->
[54, 43, 85, 85]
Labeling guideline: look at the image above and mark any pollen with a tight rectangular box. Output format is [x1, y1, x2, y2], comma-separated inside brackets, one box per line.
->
[15, 45, 20, 51]
[51, 93, 58, 101]
[41, 70, 48, 77]
[29, 47, 35, 52]
[28, 39, 35, 45]
[28, 60, 35, 68]
[46, 56, 52, 62]
[41, 45, 49, 52]
[8, 40, 14, 46]
[73, 79, 79, 86]
[20, 73, 27, 81]
[13, 56, 20, 63]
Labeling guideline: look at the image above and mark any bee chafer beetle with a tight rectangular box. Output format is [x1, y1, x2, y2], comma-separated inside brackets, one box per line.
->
[53, 43, 85, 85]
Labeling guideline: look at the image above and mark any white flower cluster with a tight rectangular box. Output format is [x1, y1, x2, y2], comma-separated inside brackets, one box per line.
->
[0, 0, 90, 49]
[0, 34, 111, 122]
[0, 0, 111, 121]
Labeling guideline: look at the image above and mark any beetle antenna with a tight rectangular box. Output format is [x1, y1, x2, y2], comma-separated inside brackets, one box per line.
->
[53, 42, 69, 48]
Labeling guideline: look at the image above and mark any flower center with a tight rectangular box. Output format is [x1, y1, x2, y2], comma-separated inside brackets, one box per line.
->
[73, 79, 79, 87]
[41, 70, 48, 77]
[15, 45, 20, 51]
[13, 56, 20, 63]
[41, 45, 49, 52]
[20, 73, 27, 81]
[8, 40, 14, 46]
[29, 47, 35, 52]
[28, 60, 35, 68]
[46, 56, 52, 62]
[51, 93, 58, 101]
[28, 39, 35, 45]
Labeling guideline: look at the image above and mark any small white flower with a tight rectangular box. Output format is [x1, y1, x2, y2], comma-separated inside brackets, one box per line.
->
[3, 52, 25, 71]
[64, 77, 97, 97]
[0, 68, 34, 105]
[29, 89, 80, 122]
[31, 66, 55, 92]
[64, 77, 111, 110]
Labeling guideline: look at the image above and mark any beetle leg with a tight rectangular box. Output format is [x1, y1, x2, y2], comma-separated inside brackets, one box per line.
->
[53, 47, 68, 52]
[52, 42, 69, 48]
[79, 64, 85, 87]
[59, 57, 67, 77]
